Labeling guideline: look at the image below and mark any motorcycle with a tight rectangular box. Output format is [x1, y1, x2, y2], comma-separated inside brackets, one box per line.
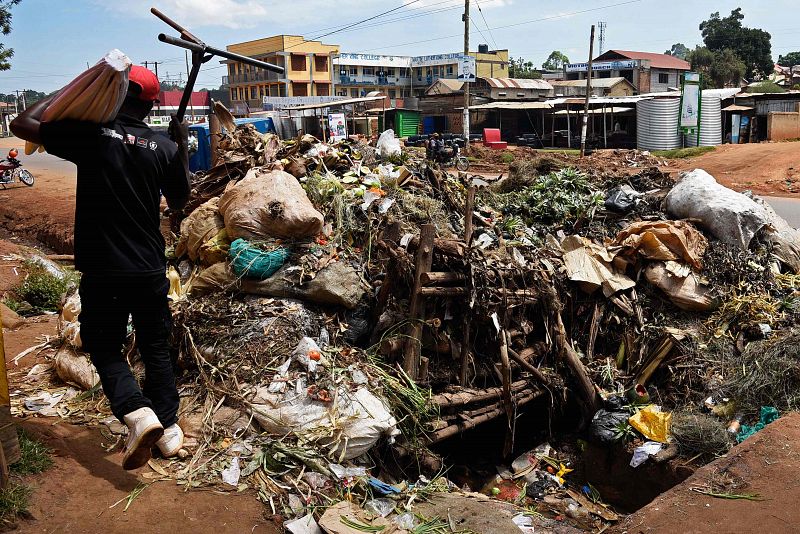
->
[0, 149, 34, 188]
[429, 140, 470, 172]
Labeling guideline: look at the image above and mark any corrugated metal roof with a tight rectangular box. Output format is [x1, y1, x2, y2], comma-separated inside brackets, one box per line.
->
[553, 107, 634, 115]
[468, 101, 554, 110]
[283, 95, 386, 111]
[550, 77, 630, 88]
[483, 77, 552, 90]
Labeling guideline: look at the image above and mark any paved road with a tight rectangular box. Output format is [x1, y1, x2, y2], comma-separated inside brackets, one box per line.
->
[764, 197, 800, 228]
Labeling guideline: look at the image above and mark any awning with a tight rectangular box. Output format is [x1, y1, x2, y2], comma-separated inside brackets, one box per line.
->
[553, 107, 634, 115]
[283, 95, 386, 111]
[468, 101, 554, 111]
[722, 104, 755, 112]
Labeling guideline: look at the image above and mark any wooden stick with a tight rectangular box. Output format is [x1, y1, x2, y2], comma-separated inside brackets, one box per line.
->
[464, 185, 477, 246]
[432, 380, 529, 409]
[507, 347, 550, 388]
[500, 330, 514, 458]
[459, 318, 471, 386]
[407, 237, 466, 258]
[420, 272, 465, 286]
[587, 302, 603, 362]
[418, 287, 467, 297]
[403, 224, 436, 380]
[428, 389, 542, 444]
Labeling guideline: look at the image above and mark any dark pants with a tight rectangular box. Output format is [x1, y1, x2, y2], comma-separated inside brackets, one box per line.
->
[79, 274, 179, 427]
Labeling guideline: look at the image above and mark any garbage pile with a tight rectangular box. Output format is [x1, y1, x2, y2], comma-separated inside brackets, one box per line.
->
[13, 106, 800, 531]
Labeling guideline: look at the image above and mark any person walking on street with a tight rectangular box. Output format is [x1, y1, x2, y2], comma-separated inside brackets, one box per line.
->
[11, 66, 191, 470]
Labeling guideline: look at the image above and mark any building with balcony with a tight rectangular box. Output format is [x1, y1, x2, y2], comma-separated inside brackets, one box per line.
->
[223, 35, 339, 114]
[332, 46, 509, 99]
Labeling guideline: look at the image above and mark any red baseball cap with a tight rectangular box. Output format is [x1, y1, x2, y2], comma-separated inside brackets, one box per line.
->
[128, 65, 160, 103]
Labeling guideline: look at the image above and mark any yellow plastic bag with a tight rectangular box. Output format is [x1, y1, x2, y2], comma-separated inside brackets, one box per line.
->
[629, 405, 672, 443]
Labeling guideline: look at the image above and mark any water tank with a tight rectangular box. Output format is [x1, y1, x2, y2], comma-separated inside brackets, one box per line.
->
[637, 98, 682, 151]
[478, 44, 489, 54]
[685, 92, 722, 146]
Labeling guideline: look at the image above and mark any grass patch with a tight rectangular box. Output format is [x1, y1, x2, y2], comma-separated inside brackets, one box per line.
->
[0, 430, 54, 527]
[13, 260, 78, 313]
[500, 151, 515, 164]
[0, 298, 20, 313]
[652, 146, 716, 159]
[12, 430, 54, 476]
[536, 148, 580, 156]
[0, 483, 32, 526]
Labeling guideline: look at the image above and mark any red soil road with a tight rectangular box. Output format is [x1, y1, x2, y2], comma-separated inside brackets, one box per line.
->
[673, 141, 800, 197]
[0, 137, 76, 253]
[614, 412, 800, 534]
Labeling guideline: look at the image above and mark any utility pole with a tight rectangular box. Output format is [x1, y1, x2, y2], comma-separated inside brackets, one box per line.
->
[14, 90, 25, 112]
[598, 22, 607, 55]
[462, 0, 470, 152]
[142, 61, 164, 117]
[580, 25, 595, 158]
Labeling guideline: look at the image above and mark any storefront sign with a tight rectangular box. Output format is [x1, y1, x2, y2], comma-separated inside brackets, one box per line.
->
[565, 60, 637, 73]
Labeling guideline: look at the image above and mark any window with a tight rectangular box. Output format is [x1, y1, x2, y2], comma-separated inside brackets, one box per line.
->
[349, 66, 358, 76]
[230, 88, 236, 101]
[363, 67, 375, 76]
[388, 89, 396, 98]
[498, 92, 507, 98]
[517, 92, 525, 98]
[658, 72, 669, 84]
[351, 88, 359, 97]
[339, 90, 348, 96]
[386, 68, 395, 77]
[293, 82, 308, 97]
[317, 83, 329, 96]
[315, 55, 328, 72]
[290, 54, 306, 72]
[447, 65, 454, 76]
[250, 86, 257, 100]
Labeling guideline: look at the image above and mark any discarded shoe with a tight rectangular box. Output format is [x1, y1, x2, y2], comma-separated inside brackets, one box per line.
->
[156, 423, 184, 458]
[122, 407, 164, 470]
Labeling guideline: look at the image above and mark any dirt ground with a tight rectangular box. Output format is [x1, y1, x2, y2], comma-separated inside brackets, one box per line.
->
[672, 141, 800, 197]
[0, 243, 279, 534]
[614, 412, 800, 534]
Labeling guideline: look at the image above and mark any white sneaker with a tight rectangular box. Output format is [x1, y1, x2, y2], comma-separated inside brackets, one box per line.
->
[156, 423, 184, 458]
[122, 407, 164, 470]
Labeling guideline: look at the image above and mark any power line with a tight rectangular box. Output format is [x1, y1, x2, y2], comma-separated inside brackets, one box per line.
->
[474, 0, 498, 49]
[281, 0, 425, 53]
[350, 0, 643, 54]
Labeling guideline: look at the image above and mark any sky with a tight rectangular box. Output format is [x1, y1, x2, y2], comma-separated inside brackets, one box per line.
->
[0, 0, 797, 94]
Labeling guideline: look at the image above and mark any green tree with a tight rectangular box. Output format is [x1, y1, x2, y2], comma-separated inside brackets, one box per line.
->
[542, 50, 570, 71]
[778, 52, 800, 67]
[508, 57, 542, 79]
[665, 43, 690, 60]
[0, 0, 20, 71]
[699, 8, 772, 79]
[688, 46, 745, 88]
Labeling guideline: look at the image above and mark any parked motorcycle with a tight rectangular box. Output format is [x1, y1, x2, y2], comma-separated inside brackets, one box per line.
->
[0, 149, 34, 187]
[429, 140, 470, 172]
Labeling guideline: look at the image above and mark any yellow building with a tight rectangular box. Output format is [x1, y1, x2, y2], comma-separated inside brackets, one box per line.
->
[224, 35, 339, 110]
[471, 47, 509, 79]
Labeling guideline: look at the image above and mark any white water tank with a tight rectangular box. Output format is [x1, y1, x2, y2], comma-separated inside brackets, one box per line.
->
[685, 92, 723, 146]
[637, 98, 682, 151]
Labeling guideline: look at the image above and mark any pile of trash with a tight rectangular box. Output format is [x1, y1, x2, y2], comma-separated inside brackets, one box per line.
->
[13, 103, 800, 531]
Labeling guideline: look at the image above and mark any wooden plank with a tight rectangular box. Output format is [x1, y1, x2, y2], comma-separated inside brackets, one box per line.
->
[402, 224, 436, 380]
[420, 272, 465, 286]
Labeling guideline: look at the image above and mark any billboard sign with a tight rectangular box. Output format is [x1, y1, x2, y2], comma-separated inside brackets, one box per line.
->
[679, 71, 702, 132]
[457, 56, 476, 82]
[328, 112, 347, 142]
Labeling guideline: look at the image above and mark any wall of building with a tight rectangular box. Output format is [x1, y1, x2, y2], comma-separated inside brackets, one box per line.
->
[472, 49, 509, 78]
[226, 35, 339, 105]
[649, 68, 680, 93]
[767, 108, 800, 141]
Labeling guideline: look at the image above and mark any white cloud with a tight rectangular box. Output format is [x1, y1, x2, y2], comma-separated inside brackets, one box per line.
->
[104, 0, 270, 29]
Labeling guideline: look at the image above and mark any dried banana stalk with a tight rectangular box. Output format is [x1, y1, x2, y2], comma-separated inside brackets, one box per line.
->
[25, 49, 131, 154]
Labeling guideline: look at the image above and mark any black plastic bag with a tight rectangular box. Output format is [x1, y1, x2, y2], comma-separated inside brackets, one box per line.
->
[588, 409, 630, 444]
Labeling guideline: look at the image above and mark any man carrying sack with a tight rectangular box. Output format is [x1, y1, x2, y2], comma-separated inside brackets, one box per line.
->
[11, 65, 191, 470]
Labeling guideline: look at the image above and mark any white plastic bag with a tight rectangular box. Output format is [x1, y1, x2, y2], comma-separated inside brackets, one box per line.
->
[250, 386, 399, 460]
[376, 130, 401, 159]
[665, 169, 768, 249]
